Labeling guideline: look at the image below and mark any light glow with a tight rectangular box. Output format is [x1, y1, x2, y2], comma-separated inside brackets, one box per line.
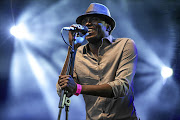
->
[161, 66, 173, 79]
[10, 23, 32, 40]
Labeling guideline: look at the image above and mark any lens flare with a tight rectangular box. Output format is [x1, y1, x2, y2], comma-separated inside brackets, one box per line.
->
[161, 66, 173, 79]
[10, 23, 32, 40]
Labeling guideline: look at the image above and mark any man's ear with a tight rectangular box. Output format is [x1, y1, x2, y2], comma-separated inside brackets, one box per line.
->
[106, 24, 111, 32]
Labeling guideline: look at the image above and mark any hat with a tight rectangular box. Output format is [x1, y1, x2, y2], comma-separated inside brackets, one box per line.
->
[76, 3, 115, 33]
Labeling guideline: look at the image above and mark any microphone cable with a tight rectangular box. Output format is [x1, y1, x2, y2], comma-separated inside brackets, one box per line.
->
[60, 28, 73, 49]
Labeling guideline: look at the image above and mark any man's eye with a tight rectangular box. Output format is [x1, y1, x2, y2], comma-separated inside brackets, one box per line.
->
[91, 17, 99, 21]
[82, 19, 87, 24]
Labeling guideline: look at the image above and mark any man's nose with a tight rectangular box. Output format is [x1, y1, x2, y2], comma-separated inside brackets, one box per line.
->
[85, 21, 92, 26]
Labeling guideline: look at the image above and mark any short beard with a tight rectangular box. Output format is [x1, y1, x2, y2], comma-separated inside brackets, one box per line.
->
[86, 36, 102, 44]
[86, 28, 105, 44]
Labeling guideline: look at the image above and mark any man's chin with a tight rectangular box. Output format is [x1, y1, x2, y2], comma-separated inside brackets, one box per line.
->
[86, 37, 100, 45]
[85, 35, 95, 41]
[85, 33, 104, 43]
[85, 36, 91, 39]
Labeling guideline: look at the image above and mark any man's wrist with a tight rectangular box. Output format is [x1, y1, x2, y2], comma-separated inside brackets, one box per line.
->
[74, 84, 82, 96]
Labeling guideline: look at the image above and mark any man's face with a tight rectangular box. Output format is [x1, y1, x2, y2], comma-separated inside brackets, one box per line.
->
[81, 16, 108, 44]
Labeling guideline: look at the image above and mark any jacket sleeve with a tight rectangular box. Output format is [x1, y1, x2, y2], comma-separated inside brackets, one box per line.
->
[107, 39, 138, 98]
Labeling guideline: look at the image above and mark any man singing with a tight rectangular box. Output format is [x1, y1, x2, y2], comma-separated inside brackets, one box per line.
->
[57, 3, 139, 120]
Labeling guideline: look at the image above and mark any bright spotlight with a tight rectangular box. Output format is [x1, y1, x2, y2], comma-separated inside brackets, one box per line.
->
[161, 66, 173, 79]
[10, 23, 32, 40]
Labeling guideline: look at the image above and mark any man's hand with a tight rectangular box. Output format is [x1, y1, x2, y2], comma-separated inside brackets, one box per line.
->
[58, 75, 77, 94]
[68, 24, 88, 45]
[68, 24, 81, 45]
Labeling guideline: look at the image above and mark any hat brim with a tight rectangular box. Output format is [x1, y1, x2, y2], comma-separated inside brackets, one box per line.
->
[76, 13, 115, 33]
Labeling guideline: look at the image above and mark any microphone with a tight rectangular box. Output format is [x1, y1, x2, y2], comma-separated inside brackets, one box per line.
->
[63, 24, 88, 35]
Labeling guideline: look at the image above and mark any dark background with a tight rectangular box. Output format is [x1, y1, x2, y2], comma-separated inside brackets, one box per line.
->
[0, 0, 180, 120]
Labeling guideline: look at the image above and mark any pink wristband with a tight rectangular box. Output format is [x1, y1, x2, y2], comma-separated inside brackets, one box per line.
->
[74, 84, 82, 96]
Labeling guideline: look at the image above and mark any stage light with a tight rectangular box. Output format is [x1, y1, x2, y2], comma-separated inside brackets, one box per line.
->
[161, 66, 173, 79]
[10, 23, 32, 40]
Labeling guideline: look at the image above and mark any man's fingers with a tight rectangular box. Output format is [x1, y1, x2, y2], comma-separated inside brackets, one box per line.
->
[58, 75, 71, 84]
[59, 80, 68, 86]
[59, 75, 70, 79]
[59, 77, 69, 82]
[57, 74, 75, 94]
[61, 83, 68, 89]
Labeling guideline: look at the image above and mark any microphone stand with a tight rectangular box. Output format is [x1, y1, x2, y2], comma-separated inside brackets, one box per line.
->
[57, 32, 76, 120]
